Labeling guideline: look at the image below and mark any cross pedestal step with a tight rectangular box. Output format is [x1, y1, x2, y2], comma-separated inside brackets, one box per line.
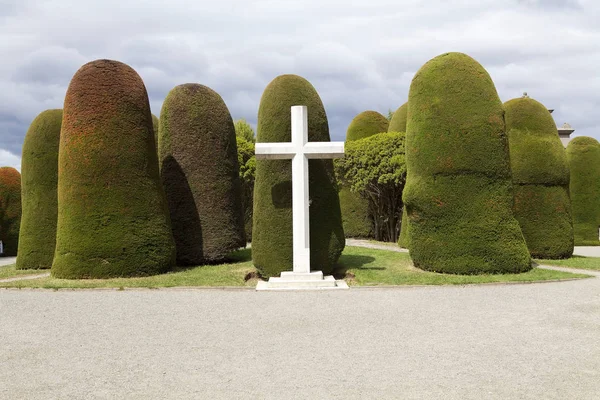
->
[256, 271, 349, 291]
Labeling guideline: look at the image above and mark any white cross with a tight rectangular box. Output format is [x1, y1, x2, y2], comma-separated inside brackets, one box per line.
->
[255, 106, 344, 276]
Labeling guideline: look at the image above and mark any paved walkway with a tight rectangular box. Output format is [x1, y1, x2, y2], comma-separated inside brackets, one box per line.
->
[1, 279, 599, 399]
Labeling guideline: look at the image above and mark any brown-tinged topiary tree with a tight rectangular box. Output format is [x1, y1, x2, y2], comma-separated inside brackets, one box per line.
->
[403, 52, 531, 274]
[504, 96, 573, 258]
[566, 136, 600, 245]
[16, 109, 62, 269]
[159, 84, 245, 265]
[0, 167, 21, 256]
[52, 59, 175, 278]
[252, 74, 345, 278]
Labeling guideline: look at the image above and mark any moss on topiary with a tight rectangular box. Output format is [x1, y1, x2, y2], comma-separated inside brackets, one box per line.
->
[252, 74, 345, 278]
[505, 97, 573, 258]
[403, 52, 531, 274]
[16, 109, 62, 269]
[159, 83, 246, 265]
[388, 102, 407, 133]
[0, 167, 21, 256]
[566, 136, 600, 245]
[52, 59, 176, 279]
[346, 111, 389, 141]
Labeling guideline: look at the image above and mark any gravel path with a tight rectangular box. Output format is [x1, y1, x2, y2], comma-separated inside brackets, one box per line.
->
[2, 274, 600, 399]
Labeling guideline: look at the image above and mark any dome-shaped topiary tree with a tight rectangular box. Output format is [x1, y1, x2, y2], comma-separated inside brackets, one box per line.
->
[16, 109, 62, 269]
[52, 59, 176, 278]
[566, 136, 600, 245]
[0, 167, 21, 256]
[159, 83, 246, 265]
[403, 52, 531, 274]
[504, 97, 573, 258]
[252, 74, 345, 278]
[388, 102, 408, 133]
[345, 111, 389, 141]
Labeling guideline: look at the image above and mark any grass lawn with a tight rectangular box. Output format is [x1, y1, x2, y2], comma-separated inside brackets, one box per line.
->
[535, 256, 600, 271]
[0, 264, 49, 279]
[0, 246, 590, 289]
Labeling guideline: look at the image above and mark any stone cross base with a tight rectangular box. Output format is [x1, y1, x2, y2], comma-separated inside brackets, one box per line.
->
[256, 271, 349, 291]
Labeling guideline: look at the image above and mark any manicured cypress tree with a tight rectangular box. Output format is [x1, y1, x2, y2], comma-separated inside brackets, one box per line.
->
[152, 114, 159, 150]
[252, 74, 345, 278]
[346, 111, 389, 141]
[16, 109, 62, 269]
[403, 52, 531, 274]
[0, 167, 21, 256]
[566, 137, 600, 245]
[398, 208, 410, 249]
[505, 97, 573, 258]
[159, 83, 245, 264]
[388, 102, 407, 133]
[52, 59, 175, 278]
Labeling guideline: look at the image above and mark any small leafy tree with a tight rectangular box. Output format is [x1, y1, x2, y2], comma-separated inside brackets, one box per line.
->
[387, 109, 394, 121]
[237, 136, 256, 240]
[234, 119, 255, 143]
[335, 132, 406, 242]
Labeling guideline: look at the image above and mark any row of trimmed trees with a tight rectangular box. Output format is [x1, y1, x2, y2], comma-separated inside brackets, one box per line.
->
[14, 60, 345, 279]
[337, 52, 600, 275]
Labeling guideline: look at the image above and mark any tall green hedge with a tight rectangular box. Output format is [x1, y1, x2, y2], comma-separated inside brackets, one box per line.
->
[398, 208, 410, 248]
[388, 102, 407, 133]
[152, 114, 159, 150]
[252, 74, 345, 278]
[52, 59, 175, 278]
[505, 97, 573, 258]
[16, 109, 62, 269]
[159, 83, 245, 264]
[403, 52, 531, 274]
[0, 167, 21, 256]
[566, 137, 600, 245]
[346, 111, 389, 141]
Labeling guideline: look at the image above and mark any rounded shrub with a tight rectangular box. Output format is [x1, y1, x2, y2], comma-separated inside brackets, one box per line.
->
[566, 136, 600, 245]
[252, 74, 345, 278]
[388, 102, 407, 133]
[338, 186, 372, 238]
[0, 167, 21, 256]
[505, 97, 573, 258]
[403, 52, 531, 274]
[16, 109, 62, 269]
[346, 111, 389, 141]
[52, 59, 176, 278]
[159, 83, 246, 265]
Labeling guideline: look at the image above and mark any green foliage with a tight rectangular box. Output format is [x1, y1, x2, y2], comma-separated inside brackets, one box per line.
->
[16, 109, 62, 269]
[159, 83, 246, 264]
[152, 114, 159, 150]
[338, 187, 372, 238]
[0, 167, 21, 257]
[52, 59, 176, 279]
[252, 74, 345, 278]
[336, 132, 406, 242]
[386, 109, 394, 121]
[403, 52, 531, 274]
[388, 102, 407, 133]
[398, 208, 410, 248]
[234, 119, 255, 143]
[346, 111, 389, 141]
[236, 135, 256, 241]
[505, 97, 573, 258]
[566, 136, 600, 245]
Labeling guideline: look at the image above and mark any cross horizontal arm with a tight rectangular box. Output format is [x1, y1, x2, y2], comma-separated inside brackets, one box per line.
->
[303, 142, 345, 159]
[255, 143, 297, 160]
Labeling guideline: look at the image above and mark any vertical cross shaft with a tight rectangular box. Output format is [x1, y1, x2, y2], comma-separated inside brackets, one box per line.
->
[291, 106, 311, 274]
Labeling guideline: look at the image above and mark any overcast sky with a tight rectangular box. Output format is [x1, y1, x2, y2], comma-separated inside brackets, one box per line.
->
[1, 0, 598, 170]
